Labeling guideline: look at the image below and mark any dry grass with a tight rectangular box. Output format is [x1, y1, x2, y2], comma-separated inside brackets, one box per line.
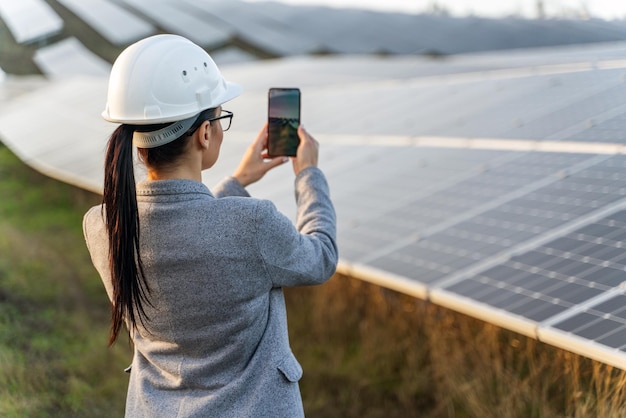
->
[285, 275, 626, 417]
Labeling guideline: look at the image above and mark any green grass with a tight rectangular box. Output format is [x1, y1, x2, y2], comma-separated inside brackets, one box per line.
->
[0, 143, 131, 417]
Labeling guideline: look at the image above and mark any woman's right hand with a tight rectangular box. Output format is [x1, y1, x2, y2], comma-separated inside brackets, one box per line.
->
[232, 123, 288, 187]
[292, 125, 319, 175]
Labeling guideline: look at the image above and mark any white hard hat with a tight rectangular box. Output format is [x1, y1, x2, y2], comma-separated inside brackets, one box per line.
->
[102, 34, 241, 126]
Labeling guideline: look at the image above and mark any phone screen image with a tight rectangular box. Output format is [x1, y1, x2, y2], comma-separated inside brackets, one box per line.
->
[268, 88, 300, 157]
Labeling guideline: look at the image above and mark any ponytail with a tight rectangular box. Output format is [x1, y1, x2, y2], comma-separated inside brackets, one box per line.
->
[103, 125, 151, 346]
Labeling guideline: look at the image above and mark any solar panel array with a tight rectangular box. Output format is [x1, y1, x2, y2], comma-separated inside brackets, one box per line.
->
[2, 2, 626, 369]
[57, 0, 156, 45]
[34, 37, 111, 77]
[0, 0, 63, 44]
[4, 0, 626, 65]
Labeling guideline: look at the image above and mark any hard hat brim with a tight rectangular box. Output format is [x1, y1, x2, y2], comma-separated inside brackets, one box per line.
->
[102, 81, 243, 125]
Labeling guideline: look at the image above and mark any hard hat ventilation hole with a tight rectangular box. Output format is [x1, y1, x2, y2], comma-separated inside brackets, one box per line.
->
[182, 70, 187, 76]
[170, 123, 184, 135]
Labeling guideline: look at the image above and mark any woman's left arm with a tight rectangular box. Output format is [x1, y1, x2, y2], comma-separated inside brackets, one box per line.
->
[257, 167, 338, 287]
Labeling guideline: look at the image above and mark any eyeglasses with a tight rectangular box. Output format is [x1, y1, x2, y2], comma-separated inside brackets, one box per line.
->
[207, 109, 233, 131]
[185, 109, 234, 137]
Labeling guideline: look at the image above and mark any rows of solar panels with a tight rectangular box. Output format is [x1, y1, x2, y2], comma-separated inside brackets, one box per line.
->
[2, 1, 626, 369]
[4, 0, 626, 75]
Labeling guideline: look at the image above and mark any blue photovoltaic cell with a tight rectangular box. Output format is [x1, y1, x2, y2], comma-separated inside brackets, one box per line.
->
[554, 312, 600, 332]
[569, 112, 626, 143]
[443, 207, 626, 324]
[597, 328, 626, 350]
[592, 296, 626, 319]
[345, 151, 596, 265]
[552, 295, 626, 349]
[498, 70, 626, 140]
[371, 171, 626, 285]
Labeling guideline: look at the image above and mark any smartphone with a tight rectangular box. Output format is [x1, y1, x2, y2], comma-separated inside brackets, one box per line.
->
[267, 87, 301, 157]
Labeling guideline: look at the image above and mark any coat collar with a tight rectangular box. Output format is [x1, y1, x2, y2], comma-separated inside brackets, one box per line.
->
[136, 179, 214, 200]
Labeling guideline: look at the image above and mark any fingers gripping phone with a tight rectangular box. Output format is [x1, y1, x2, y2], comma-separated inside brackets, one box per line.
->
[267, 87, 300, 157]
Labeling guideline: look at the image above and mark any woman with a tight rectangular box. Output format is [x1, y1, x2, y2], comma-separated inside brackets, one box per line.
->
[83, 34, 337, 417]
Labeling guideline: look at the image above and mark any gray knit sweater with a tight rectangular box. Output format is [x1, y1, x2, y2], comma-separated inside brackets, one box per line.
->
[83, 167, 337, 417]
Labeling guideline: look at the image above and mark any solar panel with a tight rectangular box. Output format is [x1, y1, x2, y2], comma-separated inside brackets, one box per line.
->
[0, 0, 63, 44]
[122, 0, 232, 48]
[33, 38, 111, 78]
[549, 292, 626, 345]
[499, 76, 626, 141]
[210, 47, 258, 66]
[0, 77, 110, 192]
[567, 112, 626, 144]
[182, 0, 321, 56]
[56, 0, 155, 45]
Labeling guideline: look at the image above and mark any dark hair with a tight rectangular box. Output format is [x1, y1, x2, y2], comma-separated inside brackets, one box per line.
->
[103, 124, 151, 346]
[102, 108, 217, 345]
[137, 108, 217, 168]
[136, 123, 191, 169]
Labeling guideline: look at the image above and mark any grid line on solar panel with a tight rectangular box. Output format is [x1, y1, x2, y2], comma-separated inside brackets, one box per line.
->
[352, 155, 600, 266]
[565, 110, 626, 144]
[443, 275, 574, 321]
[310, 66, 626, 138]
[338, 224, 417, 252]
[352, 152, 600, 261]
[366, 154, 626, 286]
[499, 74, 626, 141]
[374, 74, 591, 137]
[439, 79, 601, 138]
[453, 70, 621, 139]
[537, 285, 624, 326]
[440, 208, 626, 328]
[444, 270, 603, 318]
[587, 294, 626, 321]
[546, 291, 626, 349]
[333, 150, 524, 243]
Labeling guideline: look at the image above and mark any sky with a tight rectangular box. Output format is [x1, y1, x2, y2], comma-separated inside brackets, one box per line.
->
[244, 0, 626, 20]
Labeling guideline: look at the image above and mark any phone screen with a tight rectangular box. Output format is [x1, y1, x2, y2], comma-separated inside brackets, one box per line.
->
[268, 87, 300, 157]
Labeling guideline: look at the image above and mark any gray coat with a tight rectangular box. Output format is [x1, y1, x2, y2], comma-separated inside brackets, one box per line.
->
[83, 167, 337, 417]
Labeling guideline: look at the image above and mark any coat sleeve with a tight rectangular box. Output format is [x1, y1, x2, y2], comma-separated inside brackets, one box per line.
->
[256, 167, 338, 287]
[212, 177, 250, 198]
